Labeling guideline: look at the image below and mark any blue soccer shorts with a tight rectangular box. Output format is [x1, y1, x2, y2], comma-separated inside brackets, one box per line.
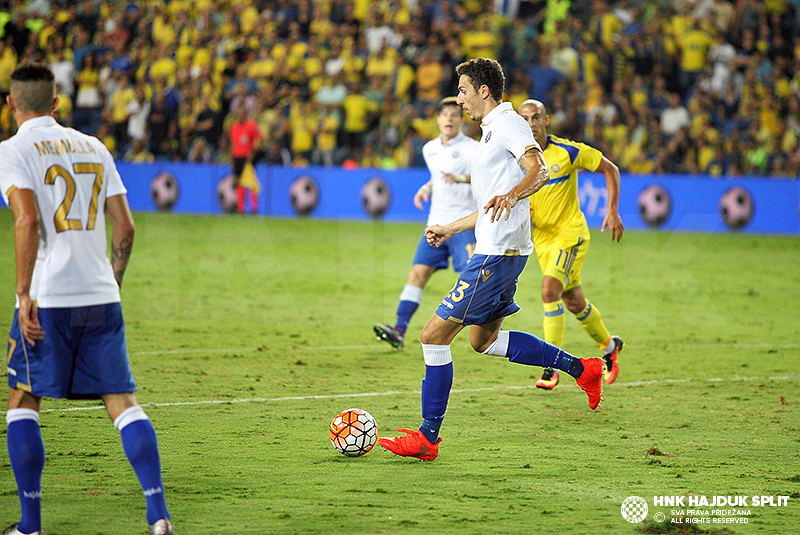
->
[435, 254, 528, 326]
[412, 229, 476, 272]
[6, 302, 137, 399]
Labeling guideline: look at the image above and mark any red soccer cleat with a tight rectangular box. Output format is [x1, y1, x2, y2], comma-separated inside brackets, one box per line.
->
[575, 357, 604, 410]
[378, 428, 440, 461]
[603, 336, 624, 384]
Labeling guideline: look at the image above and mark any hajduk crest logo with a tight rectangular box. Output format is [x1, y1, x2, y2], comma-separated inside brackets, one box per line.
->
[621, 496, 648, 523]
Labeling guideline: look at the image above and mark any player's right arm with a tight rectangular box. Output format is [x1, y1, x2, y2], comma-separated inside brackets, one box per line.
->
[485, 147, 549, 222]
[8, 187, 45, 345]
[106, 193, 135, 288]
[425, 210, 478, 248]
[595, 155, 624, 241]
[414, 179, 433, 210]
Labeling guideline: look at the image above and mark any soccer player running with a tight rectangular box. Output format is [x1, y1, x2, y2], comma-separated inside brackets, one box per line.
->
[517, 99, 625, 391]
[379, 58, 605, 461]
[374, 96, 479, 349]
[0, 63, 173, 535]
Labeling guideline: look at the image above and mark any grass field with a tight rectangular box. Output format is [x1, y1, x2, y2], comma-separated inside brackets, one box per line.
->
[1, 209, 799, 535]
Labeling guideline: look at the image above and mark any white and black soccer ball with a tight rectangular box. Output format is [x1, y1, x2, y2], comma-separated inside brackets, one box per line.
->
[217, 175, 238, 213]
[151, 172, 179, 211]
[637, 184, 671, 227]
[289, 176, 319, 216]
[720, 186, 753, 230]
[361, 177, 391, 218]
[329, 408, 378, 457]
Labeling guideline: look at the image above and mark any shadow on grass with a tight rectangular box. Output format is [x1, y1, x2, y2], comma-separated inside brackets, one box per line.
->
[638, 519, 738, 534]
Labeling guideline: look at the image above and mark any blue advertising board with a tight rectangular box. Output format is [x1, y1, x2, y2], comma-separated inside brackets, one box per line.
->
[2, 162, 798, 235]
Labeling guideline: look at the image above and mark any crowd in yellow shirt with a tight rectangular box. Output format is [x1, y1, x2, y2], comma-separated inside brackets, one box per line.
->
[0, 0, 795, 177]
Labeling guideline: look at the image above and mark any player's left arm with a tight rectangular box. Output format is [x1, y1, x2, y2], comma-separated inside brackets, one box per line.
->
[485, 147, 549, 222]
[106, 193, 136, 288]
[8, 187, 45, 345]
[595, 155, 624, 241]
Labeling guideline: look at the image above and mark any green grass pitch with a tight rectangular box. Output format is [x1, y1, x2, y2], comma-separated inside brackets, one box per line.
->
[1, 209, 798, 534]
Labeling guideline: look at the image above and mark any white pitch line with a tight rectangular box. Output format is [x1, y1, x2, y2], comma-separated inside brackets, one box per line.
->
[128, 341, 800, 357]
[40, 374, 799, 413]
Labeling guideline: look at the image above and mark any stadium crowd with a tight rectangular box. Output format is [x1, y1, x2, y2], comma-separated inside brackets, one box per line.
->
[0, 0, 798, 177]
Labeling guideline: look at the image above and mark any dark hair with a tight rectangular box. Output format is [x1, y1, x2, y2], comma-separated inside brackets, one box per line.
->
[11, 62, 55, 83]
[10, 62, 55, 114]
[437, 96, 461, 114]
[455, 58, 505, 101]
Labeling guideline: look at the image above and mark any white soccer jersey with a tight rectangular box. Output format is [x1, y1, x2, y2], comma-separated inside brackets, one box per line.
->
[471, 102, 539, 256]
[0, 116, 126, 308]
[421, 131, 479, 226]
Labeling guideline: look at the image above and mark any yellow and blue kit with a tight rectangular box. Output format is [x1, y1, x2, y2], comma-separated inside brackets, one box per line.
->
[532, 134, 603, 290]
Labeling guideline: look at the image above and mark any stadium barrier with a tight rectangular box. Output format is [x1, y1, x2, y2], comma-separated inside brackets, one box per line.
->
[1, 162, 798, 235]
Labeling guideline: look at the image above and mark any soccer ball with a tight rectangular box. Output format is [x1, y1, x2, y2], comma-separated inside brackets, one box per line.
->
[637, 184, 671, 227]
[329, 408, 378, 457]
[361, 177, 391, 218]
[151, 172, 179, 211]
[720, 186, 753, 230]
[217, 175, 237, 213]
[289, 176, 319, 216]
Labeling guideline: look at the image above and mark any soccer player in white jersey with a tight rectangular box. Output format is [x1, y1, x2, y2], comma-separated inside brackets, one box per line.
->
[0, 63, 173, 535]
[379, 58, 606, 461]
[374, 97, 479, 349]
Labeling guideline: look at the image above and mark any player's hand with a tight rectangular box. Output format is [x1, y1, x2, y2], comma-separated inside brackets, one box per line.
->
[414, 186, 431, 210]
[425, 224, 452, 248]
[484, 192, 518, 222]
[601, 211, 624, 242]
[17, 293, 44, 346]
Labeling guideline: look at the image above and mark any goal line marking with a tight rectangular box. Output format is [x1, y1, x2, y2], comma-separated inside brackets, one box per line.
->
[41, 373, 799, 413]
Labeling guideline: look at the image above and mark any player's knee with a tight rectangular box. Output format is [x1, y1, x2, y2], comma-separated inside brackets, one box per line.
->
[471, 339, 492, 353]
[419, 325, 438, 346]
[541, 286, 562, 303]
[562, 289, 587, 314]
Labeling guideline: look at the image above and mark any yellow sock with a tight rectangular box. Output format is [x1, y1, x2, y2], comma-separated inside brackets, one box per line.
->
[575, 301, 612, 348]
[543, 301, 565, 347]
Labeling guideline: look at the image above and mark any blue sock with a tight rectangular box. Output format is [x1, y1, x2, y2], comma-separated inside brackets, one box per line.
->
[395, 285, 424, 335]
[419, 358, 453, 444]
[7, 409, 45, 535]
[419, 418, 442, 445]
[115, 407, 170, 524]
[395, 300, 419, 335]
[506, 331, 584, 378]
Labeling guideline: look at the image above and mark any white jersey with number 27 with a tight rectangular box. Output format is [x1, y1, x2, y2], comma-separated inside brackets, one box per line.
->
[0, 116, 126, 308]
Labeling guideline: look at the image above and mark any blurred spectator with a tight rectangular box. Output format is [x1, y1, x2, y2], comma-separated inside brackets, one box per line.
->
[660, 93, 691, 137]
[109, 73, 135, 152]
[54, 82, 73, 127]
[340, 80, 379, 159]
[0, 38, 18, 99]
[527, 44, 563, 106]
[124, 139, 155, 163]
[126, 82, 151, 149]
[73, 53, 102, 135]
[147, 90, 179, 160]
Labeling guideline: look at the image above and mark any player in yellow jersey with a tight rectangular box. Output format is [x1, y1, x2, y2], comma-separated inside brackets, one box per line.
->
[518, 99, 625, 390]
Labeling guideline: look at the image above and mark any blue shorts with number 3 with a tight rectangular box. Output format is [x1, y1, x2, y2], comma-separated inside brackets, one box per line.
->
[435, 254, 528, 326]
